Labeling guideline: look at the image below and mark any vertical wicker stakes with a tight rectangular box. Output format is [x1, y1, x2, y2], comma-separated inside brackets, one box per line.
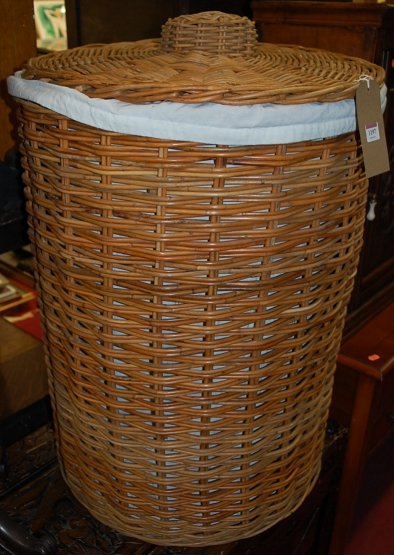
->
[12, 11, 383, 548]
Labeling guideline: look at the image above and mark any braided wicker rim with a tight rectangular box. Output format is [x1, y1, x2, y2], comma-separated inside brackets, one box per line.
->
[22, 11, 385, 105]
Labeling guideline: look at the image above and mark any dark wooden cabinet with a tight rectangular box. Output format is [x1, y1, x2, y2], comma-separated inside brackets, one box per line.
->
[251, 1, 394, 332]
[0, 0, 36, 159]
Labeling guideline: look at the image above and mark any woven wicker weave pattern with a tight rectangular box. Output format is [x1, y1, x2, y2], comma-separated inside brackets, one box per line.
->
[18, 98, 367, 545]
[161, 11, 258, 56]
[22, 12, 385, 105]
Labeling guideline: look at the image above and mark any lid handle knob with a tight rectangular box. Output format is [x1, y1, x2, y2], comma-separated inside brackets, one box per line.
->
[160, 11, 258, 57]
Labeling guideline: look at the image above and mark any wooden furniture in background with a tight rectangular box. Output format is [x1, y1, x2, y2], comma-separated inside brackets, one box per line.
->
[0, 318, 46, 419]
[329, 303, 394, 555]
[252, 1, 394, 59]
[0, 263, 47, 421]
[0, 0, 36, 160]
[251, 0, 394, 333]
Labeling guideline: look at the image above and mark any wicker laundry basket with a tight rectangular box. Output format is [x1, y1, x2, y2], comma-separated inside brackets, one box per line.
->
[9, 11, 386, 547]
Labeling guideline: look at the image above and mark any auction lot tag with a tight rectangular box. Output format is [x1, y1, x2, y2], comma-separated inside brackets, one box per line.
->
[356, 78, 390, 178]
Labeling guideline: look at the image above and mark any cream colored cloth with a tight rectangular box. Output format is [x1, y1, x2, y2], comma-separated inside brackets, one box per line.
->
[8, 71, 387, 146]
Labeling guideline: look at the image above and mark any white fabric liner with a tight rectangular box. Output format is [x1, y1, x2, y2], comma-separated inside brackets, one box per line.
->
[8, 72, 387, 146]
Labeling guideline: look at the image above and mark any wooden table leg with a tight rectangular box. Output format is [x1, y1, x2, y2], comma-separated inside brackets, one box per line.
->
[329, 373, 376, 555]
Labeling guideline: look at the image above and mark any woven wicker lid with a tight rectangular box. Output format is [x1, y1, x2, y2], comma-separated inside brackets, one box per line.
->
[22, 11, 385, 105]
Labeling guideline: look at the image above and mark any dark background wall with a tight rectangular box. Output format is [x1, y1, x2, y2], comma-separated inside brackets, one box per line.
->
[65, 0, 251, 46]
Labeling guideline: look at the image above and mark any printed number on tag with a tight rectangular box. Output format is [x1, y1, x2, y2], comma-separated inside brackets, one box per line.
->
[365, 122, 380, 143]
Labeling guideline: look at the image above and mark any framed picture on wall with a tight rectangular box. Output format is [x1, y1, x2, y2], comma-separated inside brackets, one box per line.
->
[34, 0, 67, 51]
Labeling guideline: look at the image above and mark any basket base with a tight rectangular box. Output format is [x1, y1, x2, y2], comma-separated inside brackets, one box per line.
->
[0, 422, 346, 552]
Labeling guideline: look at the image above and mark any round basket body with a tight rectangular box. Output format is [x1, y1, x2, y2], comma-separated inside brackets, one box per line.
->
[9, 9, 383, 548]
[16, 99, 368, 546]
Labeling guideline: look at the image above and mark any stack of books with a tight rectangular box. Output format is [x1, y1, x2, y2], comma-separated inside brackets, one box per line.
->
[0, 272, 35, 313]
